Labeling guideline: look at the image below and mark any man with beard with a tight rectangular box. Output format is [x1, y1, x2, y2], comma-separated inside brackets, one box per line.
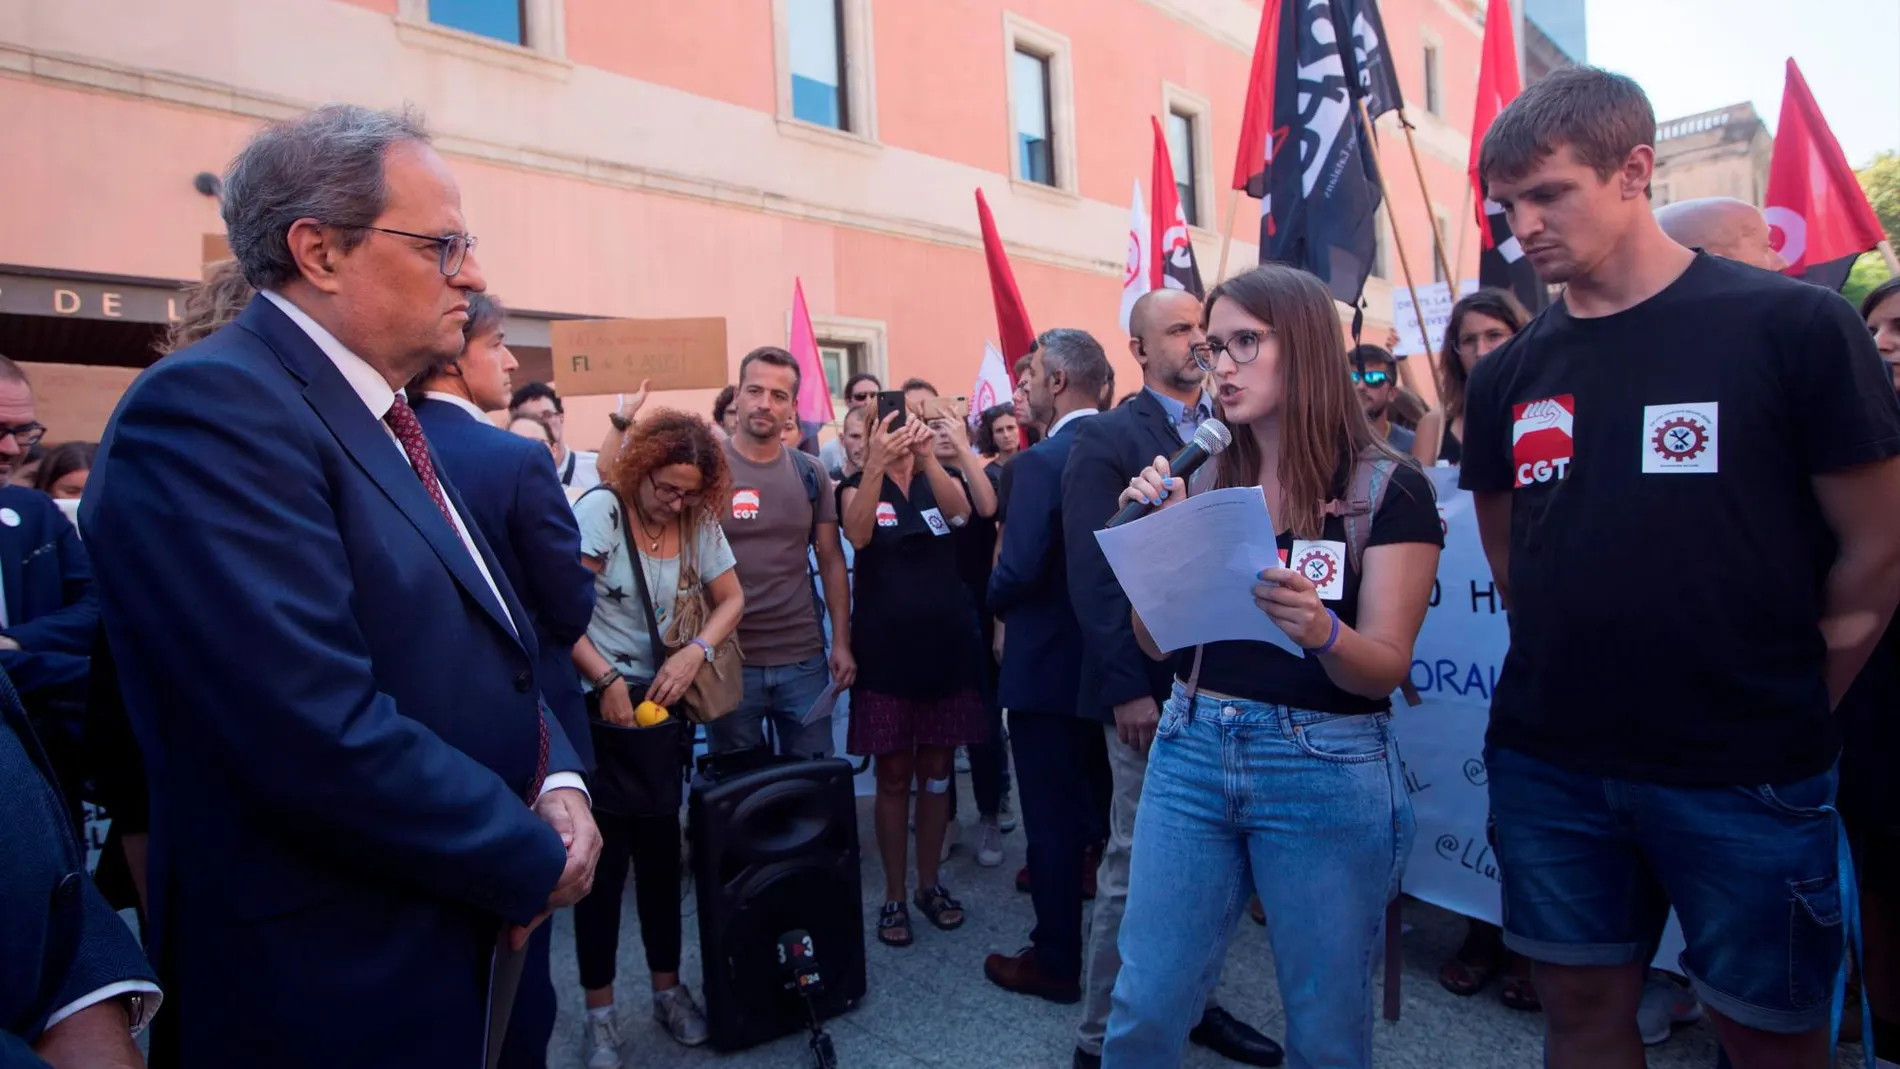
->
[1058, 288, 1285, 1068]
[1350, 345, 1414, 455]
[710, 346, 856, 757]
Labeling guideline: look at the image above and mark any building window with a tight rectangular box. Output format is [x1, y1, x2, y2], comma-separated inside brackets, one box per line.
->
[788, 0, 848, 130]
[1422, 42, 1443, 116]
[1167, 111, 1200, 227]
[1013, 49, 1055, 186]
[423, 0, 525, 44]
[819, 342, 862, 413]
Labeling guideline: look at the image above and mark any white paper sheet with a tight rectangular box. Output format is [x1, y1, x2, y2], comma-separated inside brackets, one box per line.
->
[799, 677, 845, 727]
[1092, 486, 1303, 658]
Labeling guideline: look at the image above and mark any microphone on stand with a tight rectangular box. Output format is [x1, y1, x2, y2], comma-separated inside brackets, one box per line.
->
[1105, 418, 1233, 529]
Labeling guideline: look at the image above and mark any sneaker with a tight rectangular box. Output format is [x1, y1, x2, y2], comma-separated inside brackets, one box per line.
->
[997, 797, 1018, 833]
[977, 822, 1004, 867]
[1636, 971, 1702, 1046]
[653, 985, 710, 1047]
[940, 819, 961, 863]
[583, 1005, 622, 1069]
[955, 747, 971, 773]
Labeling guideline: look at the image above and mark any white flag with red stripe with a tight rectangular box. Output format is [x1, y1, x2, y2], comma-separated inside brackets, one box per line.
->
[1119, 178, 1152, 332]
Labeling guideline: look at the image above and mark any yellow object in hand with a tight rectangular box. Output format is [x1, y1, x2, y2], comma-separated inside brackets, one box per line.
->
[633, 700, 671, 727]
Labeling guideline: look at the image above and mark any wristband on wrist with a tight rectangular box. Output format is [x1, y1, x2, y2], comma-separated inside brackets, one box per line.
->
[594, 667, 622, 690]
[689, 637, 715, 662]
[1310, 609, 1342, 654]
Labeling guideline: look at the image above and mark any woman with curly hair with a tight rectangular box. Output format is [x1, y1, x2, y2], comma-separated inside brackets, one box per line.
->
[975, 403, 1022, 469]
[568, 409, 743, 1061]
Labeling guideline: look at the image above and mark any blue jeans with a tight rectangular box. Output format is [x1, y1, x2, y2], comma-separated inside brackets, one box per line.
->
[1487, 746, 1846, 1034]
[708, 653, 836, 758]
[1102, 684, 1413, 1069]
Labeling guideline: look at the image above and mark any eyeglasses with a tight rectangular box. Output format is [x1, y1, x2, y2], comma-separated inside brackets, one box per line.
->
[0, 421, 46, 448]
[1352, 369, 1392, 387]
[1454, 328, 1512, 356]
[361, 226, 477, 277]
[1193, 329, 1273, 371]
[848, 390, 878, 404]
[647, 474, 703, 506]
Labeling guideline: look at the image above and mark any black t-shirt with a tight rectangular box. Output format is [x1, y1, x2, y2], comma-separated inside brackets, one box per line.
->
[1172, 460, 1442, 715]
[1460, 253, 1900, 786]
[839, 470, 984, 699]
[1837, 620, 1900, 824]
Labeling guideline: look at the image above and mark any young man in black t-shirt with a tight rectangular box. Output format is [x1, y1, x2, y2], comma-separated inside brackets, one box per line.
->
[1462, 67, 1900, 1069]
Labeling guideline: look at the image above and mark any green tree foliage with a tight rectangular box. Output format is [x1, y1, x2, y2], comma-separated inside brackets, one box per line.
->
[1843, 154, 1898, 309]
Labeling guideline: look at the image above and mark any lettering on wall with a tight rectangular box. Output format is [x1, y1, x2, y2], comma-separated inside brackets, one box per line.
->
[0, 274, 185, 324]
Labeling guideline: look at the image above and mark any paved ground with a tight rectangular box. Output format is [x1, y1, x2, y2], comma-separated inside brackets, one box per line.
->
[541, 787, 1750, 1069]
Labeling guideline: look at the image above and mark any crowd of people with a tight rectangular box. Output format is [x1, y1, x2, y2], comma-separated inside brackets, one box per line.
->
[5, 63, 1898, 1069]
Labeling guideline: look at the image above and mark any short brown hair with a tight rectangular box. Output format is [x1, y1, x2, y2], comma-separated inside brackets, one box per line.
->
[738, 346, 800, 394]
[1478, 66, 1655, 192]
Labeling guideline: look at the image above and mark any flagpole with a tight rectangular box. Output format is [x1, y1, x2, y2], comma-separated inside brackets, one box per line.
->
[1880, 240, 1900, 275]
[1213, 187, 1243, 286]
[1452, 201, 1472, 286]
[1395, 109, 1456, 289]
[1355, 99, 1435, 376]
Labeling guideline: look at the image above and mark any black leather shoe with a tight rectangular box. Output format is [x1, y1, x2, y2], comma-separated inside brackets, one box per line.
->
[1189, 1007, 1284, 1067]
[1071, 1048, 1101, 1069]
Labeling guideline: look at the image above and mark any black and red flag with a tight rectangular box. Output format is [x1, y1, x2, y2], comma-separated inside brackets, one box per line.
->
[975, 189, 1036, 380]
[1764, 59, 1887, 292]
[1233, 0, 1383, 307]
[1467, 0, 1547, 313]
[1151, 115, 1204, 298]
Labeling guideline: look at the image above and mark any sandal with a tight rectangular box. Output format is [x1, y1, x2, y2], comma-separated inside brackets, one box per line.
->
[1499, 974, 1542, 1012]
[1437, 922, 1506, 997]
[876, 901, 913, 948]
[912, 885, 965, 931]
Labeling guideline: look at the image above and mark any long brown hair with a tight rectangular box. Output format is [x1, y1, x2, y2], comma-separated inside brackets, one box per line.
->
[606, 408, 729, 536]
[160, 259, 255, 355]
[1437, 288, 1531, 424]
[1206, 264, 1402, 540]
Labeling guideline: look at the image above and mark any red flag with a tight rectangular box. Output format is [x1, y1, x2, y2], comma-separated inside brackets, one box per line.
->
[788, 279, 833, 427]
[975, 189, 1035, 382]
[1467, 0, 1520, 245]
[1151, 116, 1205, 296]
[1230, 0, 1283, 196]
[1764, 59, 1886, 291]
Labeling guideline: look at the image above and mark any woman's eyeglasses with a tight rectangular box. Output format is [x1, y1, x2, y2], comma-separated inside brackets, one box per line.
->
[1192, 329, 1272, 371]
[1351, 369, 1392, 387]
[1454, 328, 1512, 356]
[647, 474, 703, 506]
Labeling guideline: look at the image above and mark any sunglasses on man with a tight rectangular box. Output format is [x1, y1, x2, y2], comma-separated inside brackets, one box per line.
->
[1351, 369, 1392, 387]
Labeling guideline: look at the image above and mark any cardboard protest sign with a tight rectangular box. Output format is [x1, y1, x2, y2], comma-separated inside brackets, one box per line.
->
[552, 318, 728, 395]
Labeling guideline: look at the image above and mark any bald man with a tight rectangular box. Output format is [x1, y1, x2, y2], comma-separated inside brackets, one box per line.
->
[1655, 197, 1788, 272]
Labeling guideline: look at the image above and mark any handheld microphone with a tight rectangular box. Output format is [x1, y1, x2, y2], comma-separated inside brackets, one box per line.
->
[1106, 418, 1231, 528]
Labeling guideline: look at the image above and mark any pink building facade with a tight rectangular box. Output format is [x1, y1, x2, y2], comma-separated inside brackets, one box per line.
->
[0, 0, 1503, 439]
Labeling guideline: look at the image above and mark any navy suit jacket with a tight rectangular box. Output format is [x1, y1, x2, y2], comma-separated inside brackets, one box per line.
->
[0, 487, 96, 699]
[988, 416, 1088, 717]
[1062, 391, 1182, 722]
[413, 395, 596, 770]
[81, 296, 579, 1069]
[0, 667, 155, 1066]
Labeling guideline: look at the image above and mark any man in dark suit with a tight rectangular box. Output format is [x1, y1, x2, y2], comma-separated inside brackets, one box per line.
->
[1060, 290, 1282, 1068]
[410, 291, 601, 1069]
[81, 104, 599, 1069]
[984, 328, 1112, 1004]
[2, 666, 158, 1069]
[0, 359, 99, 833]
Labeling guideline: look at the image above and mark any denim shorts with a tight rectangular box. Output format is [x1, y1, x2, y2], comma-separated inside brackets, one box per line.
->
[1486, 746, 1845, 1034]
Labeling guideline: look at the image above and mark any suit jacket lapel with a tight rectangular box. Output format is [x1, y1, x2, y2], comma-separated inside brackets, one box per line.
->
[240, 300, 522, 647]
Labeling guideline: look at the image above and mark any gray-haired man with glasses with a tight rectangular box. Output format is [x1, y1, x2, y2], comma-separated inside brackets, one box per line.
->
[83, 103, 599, 1069]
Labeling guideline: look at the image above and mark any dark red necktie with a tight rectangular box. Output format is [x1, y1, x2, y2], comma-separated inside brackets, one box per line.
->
[383, 396, 549, 801]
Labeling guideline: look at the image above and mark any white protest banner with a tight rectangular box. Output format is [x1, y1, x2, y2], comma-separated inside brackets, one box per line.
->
[1391, 280, 1479, 357]
[1393, 466, 1686, 973]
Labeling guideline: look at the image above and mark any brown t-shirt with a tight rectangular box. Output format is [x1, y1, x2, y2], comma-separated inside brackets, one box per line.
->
[719, 440, 836, 666]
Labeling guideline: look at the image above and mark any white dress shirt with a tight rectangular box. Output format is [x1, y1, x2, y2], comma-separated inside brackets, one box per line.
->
[261, 292, 584, 801]
[1047, 406, 1099, 438]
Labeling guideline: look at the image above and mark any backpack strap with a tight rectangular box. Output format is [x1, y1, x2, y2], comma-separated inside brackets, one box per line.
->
[786, 447, 829, 629]
[1321, 452, 1424, 706]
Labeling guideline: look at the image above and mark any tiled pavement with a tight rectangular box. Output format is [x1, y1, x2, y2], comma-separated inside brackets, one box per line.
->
[541, 789, 1749, 1069]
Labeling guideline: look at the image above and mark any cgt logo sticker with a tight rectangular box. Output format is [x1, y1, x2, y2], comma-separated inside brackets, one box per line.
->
[1512, 395, 1575, 488]
[731, 488, 761, 520]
